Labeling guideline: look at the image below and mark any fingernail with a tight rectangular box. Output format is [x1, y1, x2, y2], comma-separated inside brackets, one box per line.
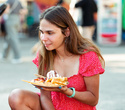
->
[41, 87, 43, 89]
[59, 86, 62, 89]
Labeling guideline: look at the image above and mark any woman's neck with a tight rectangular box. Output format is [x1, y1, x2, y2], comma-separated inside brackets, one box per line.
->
[56, 50, 73, 62]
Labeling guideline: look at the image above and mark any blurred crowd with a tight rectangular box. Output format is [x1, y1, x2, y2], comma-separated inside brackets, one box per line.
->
[0, 0, 97, 38]
[1, 0, 123, 64]
[0, 0, 98, 64]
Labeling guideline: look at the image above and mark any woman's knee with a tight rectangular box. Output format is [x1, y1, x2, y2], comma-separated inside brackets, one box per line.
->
[8, 89, 25, 108]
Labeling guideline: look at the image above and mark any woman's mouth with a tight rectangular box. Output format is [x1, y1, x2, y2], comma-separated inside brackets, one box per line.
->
[44, 43, 51, 47]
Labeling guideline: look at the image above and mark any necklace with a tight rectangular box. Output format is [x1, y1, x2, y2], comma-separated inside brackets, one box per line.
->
[58, 55, 64, 62]
[61, 59, 64, 62]
[57, 54, 73, 62]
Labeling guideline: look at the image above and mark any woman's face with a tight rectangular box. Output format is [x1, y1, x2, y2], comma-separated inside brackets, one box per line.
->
[39, 19, 66, 51]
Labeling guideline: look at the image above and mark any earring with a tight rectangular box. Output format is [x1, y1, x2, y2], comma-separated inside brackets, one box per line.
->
[65, 36, 69, 43]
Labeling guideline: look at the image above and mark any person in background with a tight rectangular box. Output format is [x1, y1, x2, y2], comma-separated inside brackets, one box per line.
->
[0, 3, 7, 36]
[8, 6, 105, 110]
[0, 0, 24, 64]
[56, 0, 64, 6]
[69, 0, 83, 39]
[69, 0, 83, 26]
[75, 0, 97, 41]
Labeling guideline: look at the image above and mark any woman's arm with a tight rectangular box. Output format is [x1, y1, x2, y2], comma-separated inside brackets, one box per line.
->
[39, 74, 100, 107]
[62, 74, 99, 106]
[40, 89, 55, 110]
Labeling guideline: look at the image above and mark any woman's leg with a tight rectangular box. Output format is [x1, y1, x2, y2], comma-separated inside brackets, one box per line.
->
[8, 89, 42, 110]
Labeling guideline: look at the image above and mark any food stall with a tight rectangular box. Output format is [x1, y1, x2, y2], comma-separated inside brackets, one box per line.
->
[97, 0, 122, 46]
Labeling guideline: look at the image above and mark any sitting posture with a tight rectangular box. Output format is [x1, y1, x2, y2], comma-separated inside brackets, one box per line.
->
[8, 6, 105, 110]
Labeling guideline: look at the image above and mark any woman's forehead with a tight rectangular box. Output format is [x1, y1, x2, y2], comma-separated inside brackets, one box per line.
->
[39, 19, 60, 31]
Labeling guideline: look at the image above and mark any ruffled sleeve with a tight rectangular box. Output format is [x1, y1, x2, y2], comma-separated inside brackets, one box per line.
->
[32, 52, 39, 68]
[79, 51, 105, 77]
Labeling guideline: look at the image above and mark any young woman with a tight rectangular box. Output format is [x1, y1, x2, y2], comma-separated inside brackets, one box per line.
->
[8, 6, 105, 110]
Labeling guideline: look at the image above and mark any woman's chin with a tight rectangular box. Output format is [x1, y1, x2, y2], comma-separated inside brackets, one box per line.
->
[45, 47, 53, 51]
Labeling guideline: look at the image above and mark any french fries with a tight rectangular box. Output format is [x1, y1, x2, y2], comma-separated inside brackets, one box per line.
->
[22, 74, 68, 87]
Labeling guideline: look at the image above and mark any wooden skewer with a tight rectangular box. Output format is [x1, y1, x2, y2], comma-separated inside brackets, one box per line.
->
[34, 74, 46, 78]
[22, 80, 32, 83]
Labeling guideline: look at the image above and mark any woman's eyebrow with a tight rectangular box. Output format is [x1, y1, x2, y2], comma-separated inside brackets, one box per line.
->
[39, 29, 54, 34]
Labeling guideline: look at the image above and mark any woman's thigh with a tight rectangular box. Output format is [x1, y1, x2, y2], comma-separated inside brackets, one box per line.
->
[9, 89, 42, 110]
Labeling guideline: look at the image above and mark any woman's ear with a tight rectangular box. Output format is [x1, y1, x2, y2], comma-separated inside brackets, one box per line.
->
[65, 27, 70, 37]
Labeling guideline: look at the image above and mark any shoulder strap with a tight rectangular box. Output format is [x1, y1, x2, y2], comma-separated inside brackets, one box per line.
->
[9, 0, 19, 14]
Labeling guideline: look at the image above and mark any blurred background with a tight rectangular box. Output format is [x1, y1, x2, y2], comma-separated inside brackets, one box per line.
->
[0, 0, 125, 110]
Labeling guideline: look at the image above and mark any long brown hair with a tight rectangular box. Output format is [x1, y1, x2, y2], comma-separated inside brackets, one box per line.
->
[38, 6, 105, 76]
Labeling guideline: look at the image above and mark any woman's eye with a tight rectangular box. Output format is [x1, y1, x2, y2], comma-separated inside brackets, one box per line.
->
[48, 32, 53, 35]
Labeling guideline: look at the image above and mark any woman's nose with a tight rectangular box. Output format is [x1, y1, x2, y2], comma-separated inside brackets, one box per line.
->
[40, 33, 47, 41]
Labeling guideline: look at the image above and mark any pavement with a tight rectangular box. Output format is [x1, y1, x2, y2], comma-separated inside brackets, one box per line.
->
[0, 34, 125, 110]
